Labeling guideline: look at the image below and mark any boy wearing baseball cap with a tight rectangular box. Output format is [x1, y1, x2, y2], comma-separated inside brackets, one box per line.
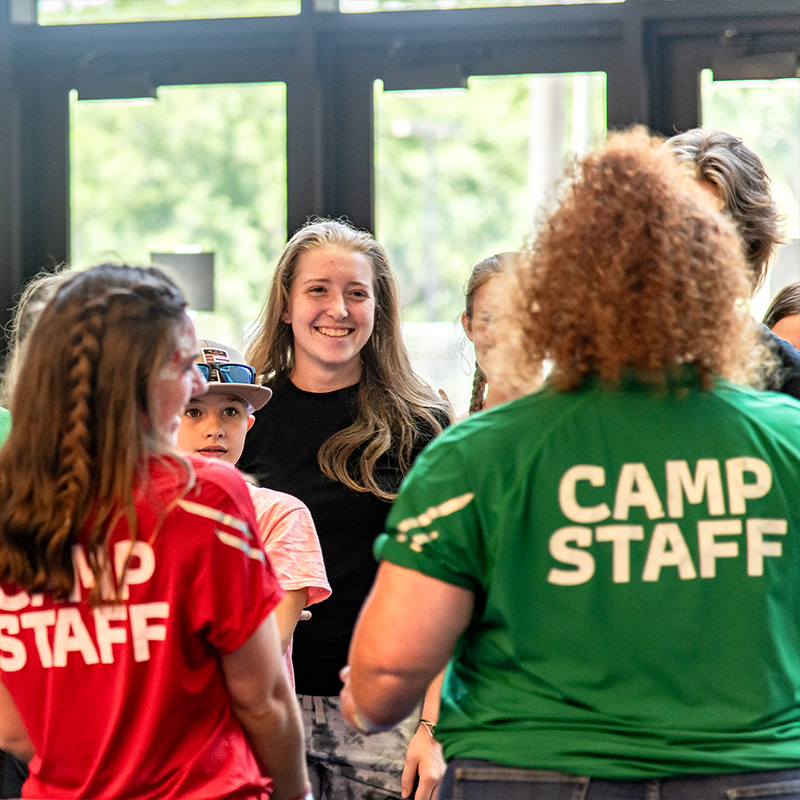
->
[178, 339, 330, 688]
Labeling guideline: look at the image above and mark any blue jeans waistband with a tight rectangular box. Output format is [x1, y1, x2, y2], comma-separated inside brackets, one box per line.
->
[439, 758, 800, 800]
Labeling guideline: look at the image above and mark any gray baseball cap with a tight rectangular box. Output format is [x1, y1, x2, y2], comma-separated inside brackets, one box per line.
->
[196, 339, 272, 412]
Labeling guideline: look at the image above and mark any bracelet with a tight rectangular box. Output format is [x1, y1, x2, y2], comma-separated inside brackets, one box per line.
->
[418, 718, 437, 737]
[287, 783, 314, 800]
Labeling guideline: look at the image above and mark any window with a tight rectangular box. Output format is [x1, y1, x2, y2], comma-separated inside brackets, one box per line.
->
[376, 72, 606, 411]
[39, 0, 299, 25]
[70, 82, 287, 345]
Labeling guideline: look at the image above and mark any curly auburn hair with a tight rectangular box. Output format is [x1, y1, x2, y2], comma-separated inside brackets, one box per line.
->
[498, 127, 759, 393]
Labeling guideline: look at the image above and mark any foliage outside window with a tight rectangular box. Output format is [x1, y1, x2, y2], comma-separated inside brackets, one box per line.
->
[376, 73, 607, 323]
[39, 0, 299, 25]
[69, 83, 287, 347]
[341, 0, 622, 11]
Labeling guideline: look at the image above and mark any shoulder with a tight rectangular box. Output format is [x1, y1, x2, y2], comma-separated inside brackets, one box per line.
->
[179, 457, 258, 526]
[143, 457, 264, 567]
[713, 376, 800, 421]
[438, 385, 559, 439]
[404, 387, 576, 476]
[191, 455, 251, 493]
[247, 483, 310, 517]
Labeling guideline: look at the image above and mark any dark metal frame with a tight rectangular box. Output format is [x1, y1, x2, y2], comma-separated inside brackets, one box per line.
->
[0, 0, 798, 335]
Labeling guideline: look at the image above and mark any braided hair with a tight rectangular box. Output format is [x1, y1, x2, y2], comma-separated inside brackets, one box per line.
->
[0, 264, 190, 603]
[463, 253, 514, 414]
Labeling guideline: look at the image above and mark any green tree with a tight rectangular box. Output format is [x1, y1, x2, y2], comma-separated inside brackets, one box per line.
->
[39, 0, 298, 25]
[70, 82, 287, 343]
[375, 73, 607, 322]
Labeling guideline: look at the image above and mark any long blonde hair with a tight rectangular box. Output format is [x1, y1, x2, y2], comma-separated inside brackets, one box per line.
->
[246, 218, 452, 500]
[0, 264, 191, 603]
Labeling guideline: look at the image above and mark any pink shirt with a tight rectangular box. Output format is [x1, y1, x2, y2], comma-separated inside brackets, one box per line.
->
[248, 483, 331, 688]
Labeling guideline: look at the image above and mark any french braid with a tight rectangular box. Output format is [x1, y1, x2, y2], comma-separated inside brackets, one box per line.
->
[45, 302, 105, 598]
[0, 264, 191, 603]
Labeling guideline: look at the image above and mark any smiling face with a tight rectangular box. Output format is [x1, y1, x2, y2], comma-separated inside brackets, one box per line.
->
[282, 245, 376, 391]
[177, 392, 254, 465]
[149, 316, 206, 446]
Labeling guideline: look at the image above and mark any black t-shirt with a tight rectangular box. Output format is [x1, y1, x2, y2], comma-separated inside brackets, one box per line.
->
[238, 379, 444, 696]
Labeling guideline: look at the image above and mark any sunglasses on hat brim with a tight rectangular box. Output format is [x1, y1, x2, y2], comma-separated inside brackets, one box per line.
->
[197, 363, 256, 385]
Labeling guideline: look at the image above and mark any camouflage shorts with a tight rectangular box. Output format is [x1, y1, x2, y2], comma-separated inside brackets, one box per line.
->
[300, 694, 421, 800]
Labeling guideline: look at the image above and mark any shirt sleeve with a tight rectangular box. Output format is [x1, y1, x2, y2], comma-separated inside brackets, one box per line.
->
[376, 434, 487, 594]
[251, 487, 332, 607]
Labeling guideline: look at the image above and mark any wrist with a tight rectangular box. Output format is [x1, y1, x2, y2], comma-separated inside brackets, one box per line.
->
[418, 718, 437, 737]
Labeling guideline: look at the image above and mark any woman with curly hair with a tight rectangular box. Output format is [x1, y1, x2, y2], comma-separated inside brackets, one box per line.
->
[0, 264, 309, 800]
[341, 129, 800, 799]
[239, 218, 453, 800]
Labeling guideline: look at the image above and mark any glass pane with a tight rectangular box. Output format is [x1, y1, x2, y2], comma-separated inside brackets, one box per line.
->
[39, 0, 299, 25]
[342, 0, 621, 10]
[70, 82, 287, 346]
[376, 72, 607, 412]
[700, 69, 800, 323]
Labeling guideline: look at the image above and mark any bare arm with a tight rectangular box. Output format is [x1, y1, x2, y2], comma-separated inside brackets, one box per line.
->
[0, 681, 33, 763]
[274, 588, 308, 655]
[223, 612, 308, 800]
[340, 562, 474, 731]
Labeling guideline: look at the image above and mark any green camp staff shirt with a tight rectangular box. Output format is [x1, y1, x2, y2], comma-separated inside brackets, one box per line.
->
[376, 378, 800, 778]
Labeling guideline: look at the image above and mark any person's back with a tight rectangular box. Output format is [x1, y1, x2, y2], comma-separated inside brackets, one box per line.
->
[0, 264, 309, 800]
[1, 456, 281, 799]
[398, 373, 800, 776]
[341, 129, 800, 800]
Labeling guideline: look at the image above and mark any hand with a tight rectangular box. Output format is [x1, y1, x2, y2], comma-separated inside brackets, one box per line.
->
[338, 665, 355, 727]
[401, 723, 445, 800]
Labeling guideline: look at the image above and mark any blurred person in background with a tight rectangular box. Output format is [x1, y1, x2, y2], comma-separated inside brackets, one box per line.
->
[461, 253, 518, 414]
[763, 282, 800, 351]
[666, 127, 800, 397]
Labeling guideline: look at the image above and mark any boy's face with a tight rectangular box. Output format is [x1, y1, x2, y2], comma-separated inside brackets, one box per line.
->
[177, 392, 254, 466]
